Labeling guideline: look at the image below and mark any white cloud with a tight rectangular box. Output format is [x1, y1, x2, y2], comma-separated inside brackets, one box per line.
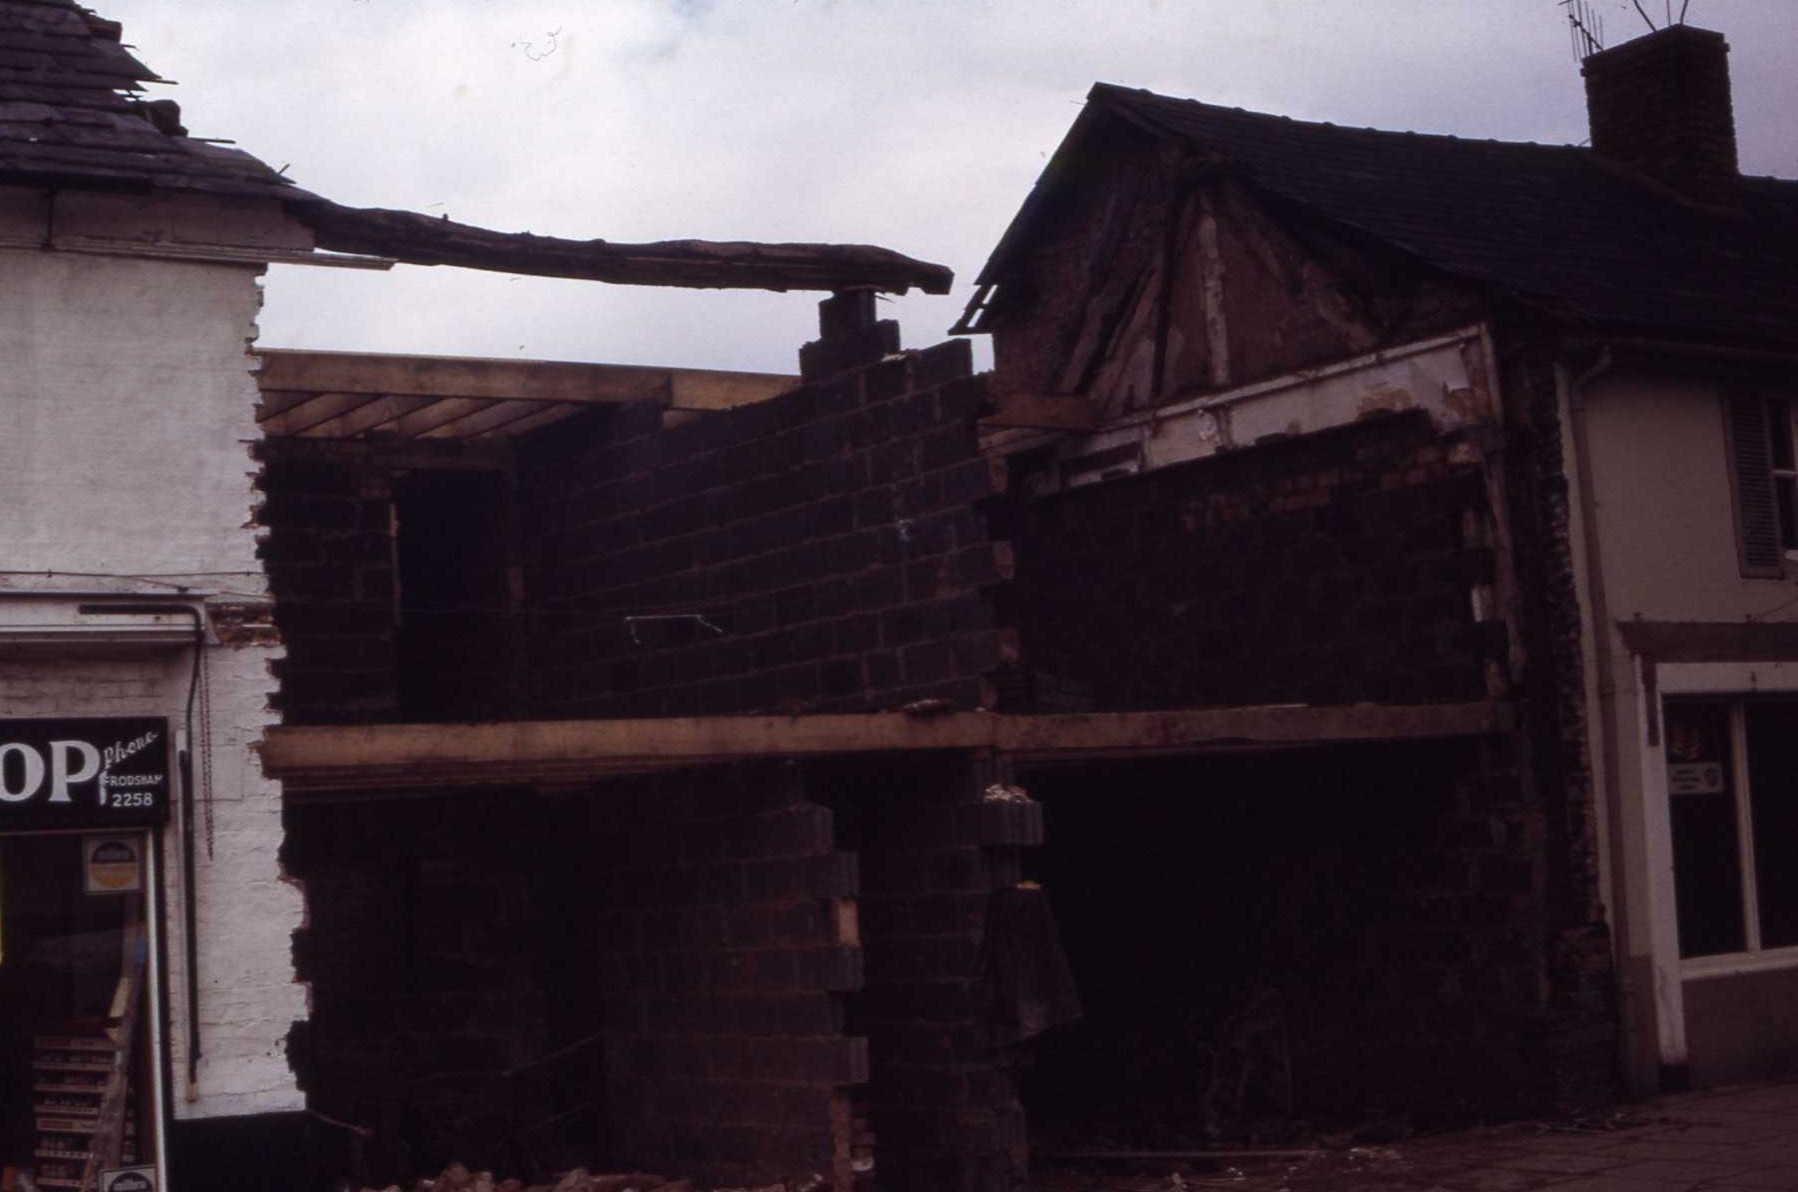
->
[100, 0, 1798, 373]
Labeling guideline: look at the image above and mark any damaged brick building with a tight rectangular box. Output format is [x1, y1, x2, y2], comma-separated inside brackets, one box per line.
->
[7, 3, 1798, 1191]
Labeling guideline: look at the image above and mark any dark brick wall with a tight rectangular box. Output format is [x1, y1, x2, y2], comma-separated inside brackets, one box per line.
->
[258, 439, 518, 725]
[517, 340, 1003, 719]
[1584, 25, 1737, 201]
[1008, 412, 1503, 711]
[816, 756, 1040, 1192]
[256, 439, 400, 724]
[588, 763, 864, 1187]
[285, 770, 871, 1189]
[283, 791, 556, 1182]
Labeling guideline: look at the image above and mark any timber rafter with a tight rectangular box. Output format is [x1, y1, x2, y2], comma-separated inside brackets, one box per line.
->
[289, 199, 955, 295]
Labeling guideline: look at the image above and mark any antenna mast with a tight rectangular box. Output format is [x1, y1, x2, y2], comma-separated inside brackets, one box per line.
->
[1562, 0, 1604, 60]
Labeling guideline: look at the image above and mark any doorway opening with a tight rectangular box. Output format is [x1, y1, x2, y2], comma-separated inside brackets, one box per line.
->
[0, 830, 163, 1189]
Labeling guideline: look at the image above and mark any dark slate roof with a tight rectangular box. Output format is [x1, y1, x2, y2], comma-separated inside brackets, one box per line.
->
[0, 0, 297, 197]
[965, 83, 1798, 350]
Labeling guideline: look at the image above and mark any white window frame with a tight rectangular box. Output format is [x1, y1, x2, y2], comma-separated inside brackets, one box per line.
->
[1648, 663, 1798, 981]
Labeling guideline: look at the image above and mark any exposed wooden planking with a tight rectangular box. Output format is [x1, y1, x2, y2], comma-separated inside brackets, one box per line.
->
[294, 393, 438, 439]
[264, 701, 1514, 791]
[475, 403, 588, 440]
[382, 396, 502, 439]
[253, 388, 323, 420]
[418, 398, 563, 440]
[257, 392, 387, 438]
[254, 348, 796, 410]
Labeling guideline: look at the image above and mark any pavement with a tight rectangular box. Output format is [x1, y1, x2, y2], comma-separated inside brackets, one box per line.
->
[1037, 1080, 1798, 1192]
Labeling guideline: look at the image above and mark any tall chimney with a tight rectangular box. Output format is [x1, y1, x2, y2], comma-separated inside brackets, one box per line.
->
[1582, 25, 1738, 201]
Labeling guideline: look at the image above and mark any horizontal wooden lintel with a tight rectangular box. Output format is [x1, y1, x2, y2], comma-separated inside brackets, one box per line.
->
[255, 349, 796, 410]
[264, 701, 1513, 792]
[1617, 620, 1798, 663]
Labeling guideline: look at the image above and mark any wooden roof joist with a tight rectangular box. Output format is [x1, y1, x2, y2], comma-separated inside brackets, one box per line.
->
[263, 701, 1513, 792]
[255, 348, 800, 441]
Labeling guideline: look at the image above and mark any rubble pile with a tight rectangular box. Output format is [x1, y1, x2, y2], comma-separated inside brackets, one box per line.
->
[360, 1162, 827, 1192]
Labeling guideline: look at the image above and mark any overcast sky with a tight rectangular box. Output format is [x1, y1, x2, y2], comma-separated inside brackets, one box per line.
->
[99, 0, 1798, 377]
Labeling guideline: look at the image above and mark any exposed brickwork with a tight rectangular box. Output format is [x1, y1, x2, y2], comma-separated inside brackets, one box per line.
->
[1584, 25, 1738, 202]
[1496, 344, 1617, 1111]
[256, 439, 399, 724]
[590, 763, 862, 1186]
[207, 600, 281, 648]
[283, 792, 552, 1181]
[816, 756, 1036, 1192]
[286, 768, 867, 1187]
[257, 439, 518, 724]
[1009, 412, 1502, 711]
[519, 339, 1003, 718]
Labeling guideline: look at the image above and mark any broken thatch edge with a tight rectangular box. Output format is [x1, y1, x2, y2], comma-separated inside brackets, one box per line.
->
[287, 198, 954, 296]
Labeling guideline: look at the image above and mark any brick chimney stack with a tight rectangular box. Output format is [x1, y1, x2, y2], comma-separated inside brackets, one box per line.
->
[1583, 25, 1738, 202]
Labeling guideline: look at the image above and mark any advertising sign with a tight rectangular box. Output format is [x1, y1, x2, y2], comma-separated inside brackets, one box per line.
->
[100, 1168, 157, 1192]
[0, 718, 170, 829]
[83, 834, 146, 894]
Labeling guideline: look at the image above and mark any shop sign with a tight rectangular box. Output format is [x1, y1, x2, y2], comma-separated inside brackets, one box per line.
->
[100, 1169, 157, 1192]
[1668, 760, 1726, 795]
[0, 718, 170, 828]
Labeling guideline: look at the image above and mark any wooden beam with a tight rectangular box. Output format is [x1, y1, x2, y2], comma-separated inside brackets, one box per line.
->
[1617, 620, 1798, 663]
[980, 392, 1101, 431]
[998, 701, 1512, 759]
[263, 701, 1513, 791]
[289, 199, 956, 295]
[255, 349, 796, 410]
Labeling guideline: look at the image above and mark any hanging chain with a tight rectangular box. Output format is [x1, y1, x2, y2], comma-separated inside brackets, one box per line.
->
[199, 637, 216, 859]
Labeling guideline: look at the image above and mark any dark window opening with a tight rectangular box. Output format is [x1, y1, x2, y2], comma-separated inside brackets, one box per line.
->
[393, 469, 516, 721]
[1748, 702, 1798, 948]
[1665, 700, 1747, 957]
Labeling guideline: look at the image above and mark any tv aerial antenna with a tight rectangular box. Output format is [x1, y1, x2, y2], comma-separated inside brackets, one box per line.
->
[1628, 0, 1698, 33]
[1563, 0, 1697, 60]
[1562, 0, 1604, 59]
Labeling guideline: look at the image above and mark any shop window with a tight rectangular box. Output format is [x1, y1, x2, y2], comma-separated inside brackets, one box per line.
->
[1665, 699, 1798, 958]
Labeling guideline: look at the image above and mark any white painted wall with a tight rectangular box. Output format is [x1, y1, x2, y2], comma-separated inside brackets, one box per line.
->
[0, 199, 309, 1121]
[1580, 371, 1791, 625]
[1573, 367, 1798, 1089]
